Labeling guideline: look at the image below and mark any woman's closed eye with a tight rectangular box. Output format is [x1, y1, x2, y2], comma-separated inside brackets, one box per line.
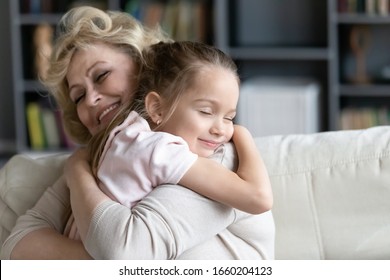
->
[74, 94, 84, 104]
[95, 71, 109, 83]
[71, 90, 85, 105]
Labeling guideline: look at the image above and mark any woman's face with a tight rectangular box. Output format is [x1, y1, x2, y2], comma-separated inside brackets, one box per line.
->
[66, 43, 137, 136]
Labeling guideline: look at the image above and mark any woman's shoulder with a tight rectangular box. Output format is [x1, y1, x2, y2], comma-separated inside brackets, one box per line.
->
[208, 142, 238, 171]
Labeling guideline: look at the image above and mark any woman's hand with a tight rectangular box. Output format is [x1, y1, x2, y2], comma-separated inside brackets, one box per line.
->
[65, 147, 111, 241]
[64, 147, 90, 189]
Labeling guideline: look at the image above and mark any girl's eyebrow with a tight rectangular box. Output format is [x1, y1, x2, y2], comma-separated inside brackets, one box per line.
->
[193, 99, 237, 114]
[193, 98, 217, 104]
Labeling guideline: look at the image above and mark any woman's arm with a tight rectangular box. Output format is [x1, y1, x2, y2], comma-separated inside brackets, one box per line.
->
[64, 149, 111, 241]
[2, 140, 247, 260]
[11, 228, 91, 259]
[179, 125, 273, 214]
[0, 175, 92, 259]
[64, 148, 241, 259]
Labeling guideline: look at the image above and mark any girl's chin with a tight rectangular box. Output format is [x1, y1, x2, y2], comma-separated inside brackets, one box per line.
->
[194, 149, 215, 158]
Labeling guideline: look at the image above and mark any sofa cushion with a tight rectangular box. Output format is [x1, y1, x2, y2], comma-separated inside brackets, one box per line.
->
[256, 126, 390, 259]
[1, 126, 390, 259]
[0, 153, 68, 246]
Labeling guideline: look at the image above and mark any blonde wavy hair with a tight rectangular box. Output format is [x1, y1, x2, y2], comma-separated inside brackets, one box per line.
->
[42, 6, 171, 145]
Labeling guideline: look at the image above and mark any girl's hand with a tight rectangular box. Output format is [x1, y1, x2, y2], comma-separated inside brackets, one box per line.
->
[232, 124, 252, 145]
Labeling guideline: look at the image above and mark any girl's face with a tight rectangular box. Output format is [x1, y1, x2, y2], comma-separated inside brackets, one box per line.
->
[160, 67, 239, 158]
[66, 43, 138, 136]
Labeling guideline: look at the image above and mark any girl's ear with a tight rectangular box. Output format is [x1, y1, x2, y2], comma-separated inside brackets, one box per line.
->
[145, 91, 163, 124]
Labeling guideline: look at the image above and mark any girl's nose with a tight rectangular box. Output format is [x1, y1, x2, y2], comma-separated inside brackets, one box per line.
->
[210, 119, 225, 135]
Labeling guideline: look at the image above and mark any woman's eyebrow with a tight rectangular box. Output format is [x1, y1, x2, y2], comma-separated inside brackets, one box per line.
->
[86, 61, 105, 76]
[68, 61, 106, 91]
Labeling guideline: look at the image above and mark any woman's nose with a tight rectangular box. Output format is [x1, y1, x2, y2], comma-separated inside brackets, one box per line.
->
[85, 87, 101, 106]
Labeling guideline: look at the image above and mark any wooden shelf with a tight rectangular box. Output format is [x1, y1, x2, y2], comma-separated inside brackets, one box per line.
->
[228, 47, 330, 61]
[340, 84, 390, 97]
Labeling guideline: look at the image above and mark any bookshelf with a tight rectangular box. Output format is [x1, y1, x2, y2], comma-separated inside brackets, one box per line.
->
[213, 0, 390, 132]
[9, 0, 390, 152]
[213, 0, 331, 131]
[334, 0, 390, 130]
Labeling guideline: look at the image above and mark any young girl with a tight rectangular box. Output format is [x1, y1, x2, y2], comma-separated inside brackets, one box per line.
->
[66, 41, 272, 240]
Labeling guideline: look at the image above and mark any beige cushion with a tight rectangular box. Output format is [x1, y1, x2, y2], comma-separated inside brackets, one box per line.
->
[257, 126, 390, 259]
[0, 153, 68, 246]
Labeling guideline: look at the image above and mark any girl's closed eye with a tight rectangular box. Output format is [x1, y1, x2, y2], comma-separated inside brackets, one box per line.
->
[199, 108, 212, 115]
[224, 116, 235, 122]
[224, 112, 236, 122]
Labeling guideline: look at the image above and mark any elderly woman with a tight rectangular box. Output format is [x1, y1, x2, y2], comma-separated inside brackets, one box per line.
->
[0, 6, 274, 260]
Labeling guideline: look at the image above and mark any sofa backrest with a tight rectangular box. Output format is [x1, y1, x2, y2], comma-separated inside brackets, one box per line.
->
[256, 126, 390, 259]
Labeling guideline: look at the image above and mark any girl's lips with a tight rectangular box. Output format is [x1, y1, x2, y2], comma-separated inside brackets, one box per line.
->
[199, 139, 222, 149]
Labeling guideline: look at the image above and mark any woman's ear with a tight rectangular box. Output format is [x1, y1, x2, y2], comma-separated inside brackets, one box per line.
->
[145, 91, 163, 124]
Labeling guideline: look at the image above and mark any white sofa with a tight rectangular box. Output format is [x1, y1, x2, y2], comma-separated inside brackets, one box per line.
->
[1, 126, 390, 259]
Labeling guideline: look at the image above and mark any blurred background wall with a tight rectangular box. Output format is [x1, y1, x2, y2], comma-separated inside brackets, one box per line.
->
[0, 0, 15, 143]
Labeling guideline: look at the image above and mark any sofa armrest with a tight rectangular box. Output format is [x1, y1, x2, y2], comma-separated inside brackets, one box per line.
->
[0, 153, 68, 246]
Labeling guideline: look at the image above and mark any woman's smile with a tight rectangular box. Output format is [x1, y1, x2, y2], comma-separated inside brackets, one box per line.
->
[97, 103, 120, 123]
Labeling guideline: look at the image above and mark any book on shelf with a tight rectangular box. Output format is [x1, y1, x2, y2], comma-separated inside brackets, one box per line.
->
[338, 0, 390, 15]
[69, 0, 108, 10]
[25, 102, 76, 150]
[21, 0, 53, 13]
[340, 106, 390, 129]
[33, 23, 54, 81]
[124, 0, 209, 42]
[26, 102, 46, 150]
[142, 1, 165, 28]
[378, 0, 389, 15]
[40, 107, 61, 149]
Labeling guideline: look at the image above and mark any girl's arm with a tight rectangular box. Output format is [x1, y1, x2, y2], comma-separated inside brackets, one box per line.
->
[179, 125, 273, 214]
